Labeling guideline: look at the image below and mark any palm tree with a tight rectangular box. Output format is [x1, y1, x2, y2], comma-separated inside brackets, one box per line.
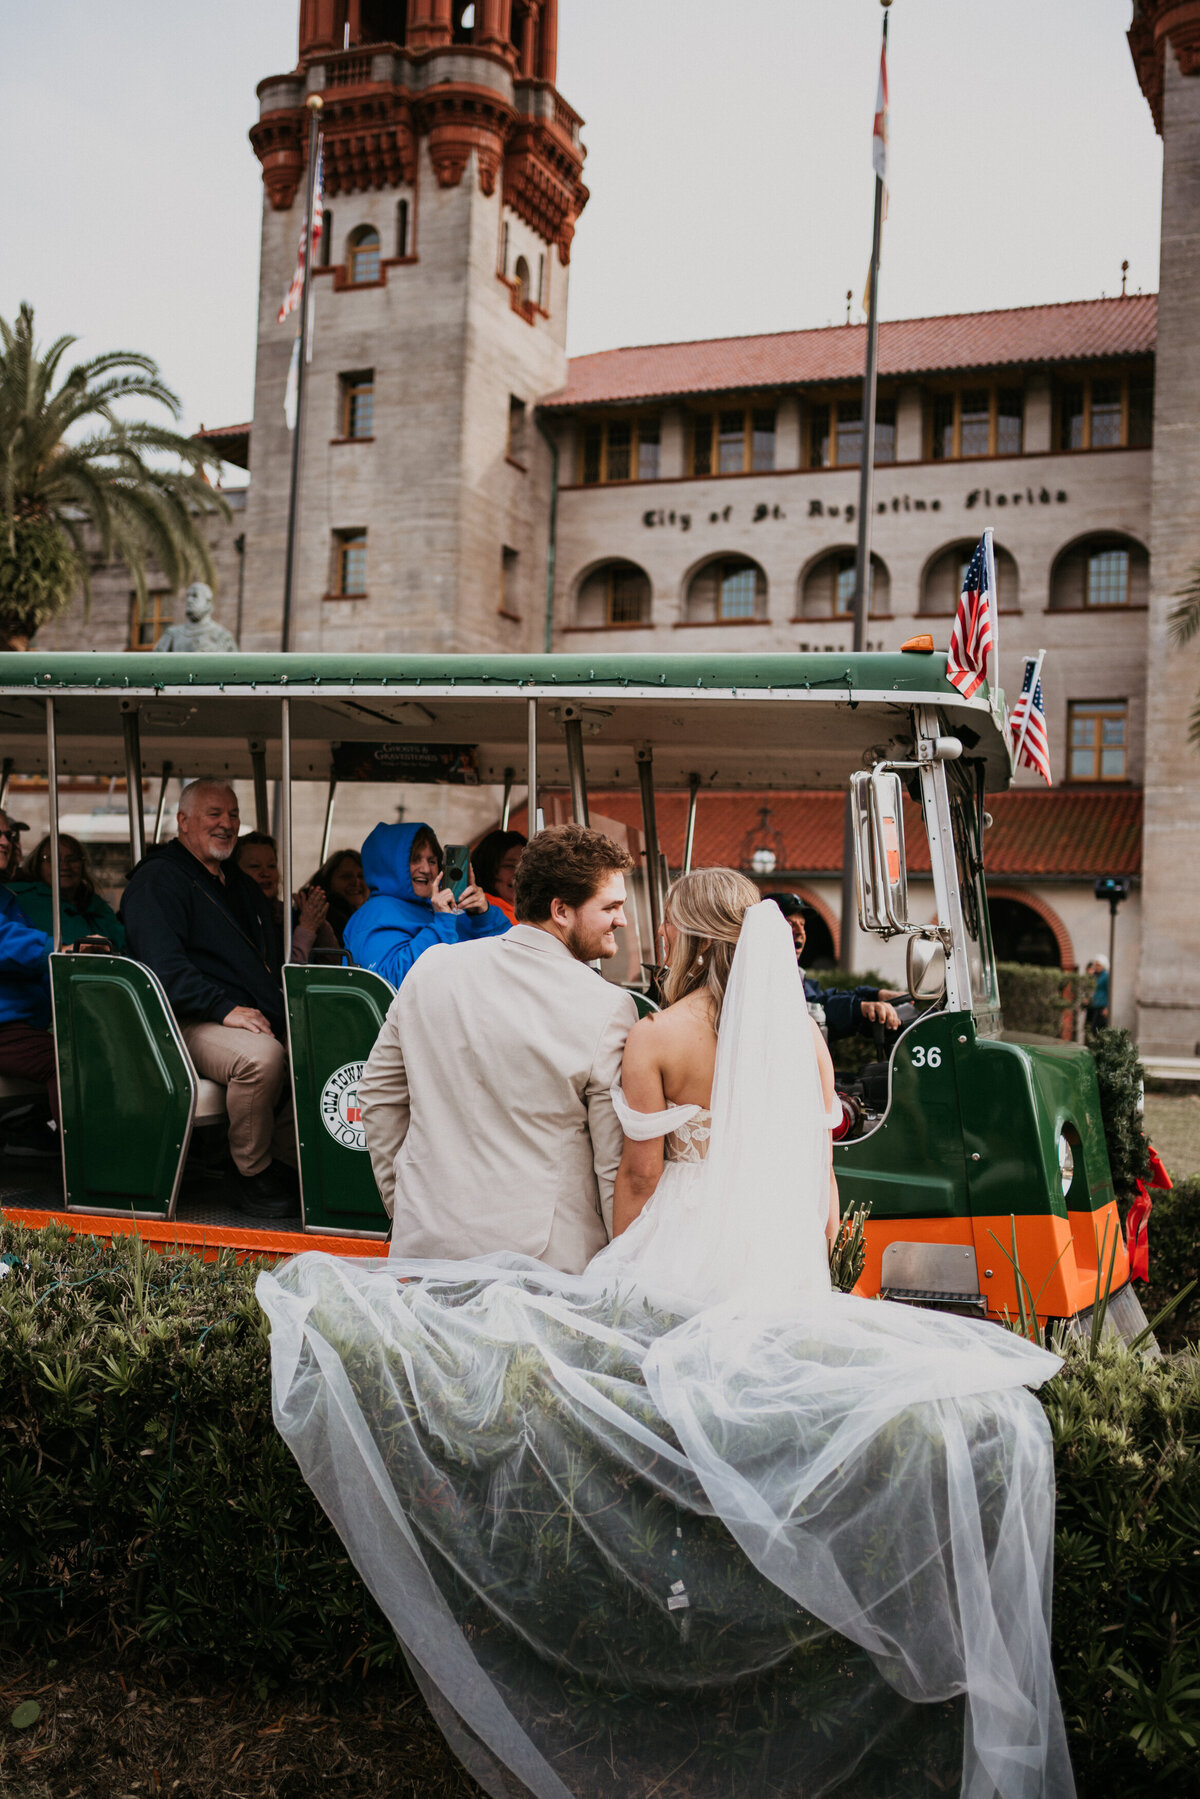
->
[1170, 572, 1200, 749]
[0, 302, 228, 648]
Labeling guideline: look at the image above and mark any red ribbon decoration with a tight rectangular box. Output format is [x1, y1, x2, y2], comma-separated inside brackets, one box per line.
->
[1125, 1142, 1172, 1284]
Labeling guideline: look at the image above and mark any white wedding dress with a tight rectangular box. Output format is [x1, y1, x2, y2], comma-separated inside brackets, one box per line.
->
[257, 903, 1074, 1799]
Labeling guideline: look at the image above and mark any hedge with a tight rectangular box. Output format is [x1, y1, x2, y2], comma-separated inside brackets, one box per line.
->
[1, 1219, 1198, 1791]
[997, 961, 1092, 1038]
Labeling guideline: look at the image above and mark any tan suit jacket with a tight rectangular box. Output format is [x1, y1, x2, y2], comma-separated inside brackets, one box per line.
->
[358, 923, 638, 1274]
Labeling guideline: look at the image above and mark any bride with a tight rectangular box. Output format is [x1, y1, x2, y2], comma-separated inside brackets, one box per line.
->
[257, 872, 1074, 1799]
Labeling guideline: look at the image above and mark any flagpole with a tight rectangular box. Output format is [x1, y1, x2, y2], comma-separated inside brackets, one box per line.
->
[1012, 647, 1046, 768]
[280, 94, 323, 656]
[840, 0, 891, 974]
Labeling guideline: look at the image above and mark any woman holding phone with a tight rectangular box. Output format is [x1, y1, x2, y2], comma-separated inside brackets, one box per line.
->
[343, 820, 509, 987]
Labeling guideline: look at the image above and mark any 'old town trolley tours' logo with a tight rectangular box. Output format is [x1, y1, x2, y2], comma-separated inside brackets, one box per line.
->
[319, 1062, 367, 1151]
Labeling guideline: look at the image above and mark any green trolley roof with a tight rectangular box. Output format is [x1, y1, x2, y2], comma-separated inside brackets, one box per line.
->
[0, 651, 1011, 792]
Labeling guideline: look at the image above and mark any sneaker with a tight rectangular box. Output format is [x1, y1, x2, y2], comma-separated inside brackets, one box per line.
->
[238, 1161, 299, 1219]
[3, 1116, 59, 1161]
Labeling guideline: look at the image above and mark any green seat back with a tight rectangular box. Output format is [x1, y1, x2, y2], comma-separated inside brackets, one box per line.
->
[285, 964, 395, 1236]
[51, 953, 195, 1217]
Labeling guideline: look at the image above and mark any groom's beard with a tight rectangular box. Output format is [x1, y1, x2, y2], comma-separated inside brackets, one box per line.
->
[565, 922, 616, 963]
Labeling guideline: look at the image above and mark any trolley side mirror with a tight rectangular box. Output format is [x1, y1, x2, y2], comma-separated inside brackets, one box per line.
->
[851, 768, 910, 937]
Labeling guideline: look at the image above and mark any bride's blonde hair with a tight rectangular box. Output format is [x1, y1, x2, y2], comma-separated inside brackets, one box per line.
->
[660, 867, 761, 1029]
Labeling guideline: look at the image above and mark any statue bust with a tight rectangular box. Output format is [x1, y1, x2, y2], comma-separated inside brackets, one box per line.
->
[154, 583, 238, 653]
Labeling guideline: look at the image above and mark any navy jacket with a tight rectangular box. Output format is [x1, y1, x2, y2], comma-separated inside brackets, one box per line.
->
[0, 886, 52, 1030]
[121, 840, 286, 1036]
[803, 974, 881, 1043]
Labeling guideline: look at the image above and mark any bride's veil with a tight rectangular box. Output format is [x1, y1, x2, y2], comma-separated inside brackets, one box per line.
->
[660, 897, 834, 1314]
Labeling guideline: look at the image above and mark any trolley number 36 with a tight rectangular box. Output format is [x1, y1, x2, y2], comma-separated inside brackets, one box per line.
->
[911, 1046, 942, 1068]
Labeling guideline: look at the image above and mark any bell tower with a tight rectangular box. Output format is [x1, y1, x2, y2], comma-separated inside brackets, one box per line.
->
[239, 0, 587, 656]
[1128, 0, 1200, 1055]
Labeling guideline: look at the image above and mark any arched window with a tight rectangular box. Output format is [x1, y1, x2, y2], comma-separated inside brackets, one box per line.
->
[684, 556, 768, 624]
[347, 225, 381, 285]
[988, 897, 1064, 968]
[798, 549, 890, 620]
[920, 541, 1019, 616]
[1049, 534, 1148, 611]
[513, 255, 531, 307]
[452, 2, 475, 43]
[395, 198, 409, 259]
[574, 561, 651, 629]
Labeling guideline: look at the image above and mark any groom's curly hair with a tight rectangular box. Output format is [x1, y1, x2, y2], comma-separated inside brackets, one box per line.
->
[514, 824, 633, 923]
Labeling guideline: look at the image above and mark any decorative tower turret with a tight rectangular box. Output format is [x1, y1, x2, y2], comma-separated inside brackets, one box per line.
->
[1128, 0, 1200, 1055]
[240, 0, 586, 656]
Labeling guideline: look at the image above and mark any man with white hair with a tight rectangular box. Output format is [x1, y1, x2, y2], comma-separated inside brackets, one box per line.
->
[121, 779, 296, 1215]
[1085, 955, 1110, 1033]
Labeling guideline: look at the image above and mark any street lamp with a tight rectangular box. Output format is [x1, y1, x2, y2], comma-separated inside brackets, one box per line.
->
[1094, 876, 1131, 1022]
[740, 806, 785, 880]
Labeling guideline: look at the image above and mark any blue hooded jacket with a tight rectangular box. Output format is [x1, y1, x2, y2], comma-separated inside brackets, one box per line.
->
[343, 821, 510, 987]
[0, 885, 52, 1030]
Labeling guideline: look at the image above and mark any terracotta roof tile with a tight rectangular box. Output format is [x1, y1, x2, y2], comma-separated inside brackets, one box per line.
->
[516, 788, 1142, 880]
[543, 295, 1157, 410]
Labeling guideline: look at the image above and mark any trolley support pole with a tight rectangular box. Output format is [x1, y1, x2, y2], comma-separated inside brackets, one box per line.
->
[45, 698, 62, 952]
[636, 747, 664, 955]
[122, 708, 145, 867]
[249, 740, 270, 833]
[0, 756, 11, 807]
[280, 700, 293, 965]
[527, 699, 540, 833]
[500, 767, 515, 831]
[320, 776, 338, 864]
[153, 761, 173, 845]
[564, 718, 589, 826]
[682, 773, 700, 875]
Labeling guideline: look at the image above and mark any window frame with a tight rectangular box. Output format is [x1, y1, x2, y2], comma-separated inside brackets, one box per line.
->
[332, 530, 368, 599]
[924, 380, 1026, 461]
[129, 590, 173, 651]
[341, 372, 375, 440]
[606, 565, 648, 627]
[1085, 546, 1130, 610]
[1066, 699, 1129, 784]
[804, 391, 897, 469]
[1053, 365, 1155, 452]
[347, 226, 382, 286]
[578, 412, 663, 485]
[689, 402, 777, 476]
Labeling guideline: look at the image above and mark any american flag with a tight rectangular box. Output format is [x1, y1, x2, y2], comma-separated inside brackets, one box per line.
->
[946, 531, 997, 700]
[278, 138, 324, 324]
[1009, 655, 1053, 785]
[872, 33, 888, 184]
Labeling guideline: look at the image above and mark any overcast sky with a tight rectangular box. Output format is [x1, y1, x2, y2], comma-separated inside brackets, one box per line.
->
[1, 1, 1160, 443]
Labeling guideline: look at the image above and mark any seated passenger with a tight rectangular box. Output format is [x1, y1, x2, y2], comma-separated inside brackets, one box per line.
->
[235, 831, 339, 964]
[0, 809, 28, 882]
[120, 780, 297, 1217]
[470, 830, 526, 926]
[307, 849, 367, 947]
[0, 872, 58, 1160]
[763, 891, 902, 1042]
[344, 821, 510, 987]
[10, 833, 125, 950]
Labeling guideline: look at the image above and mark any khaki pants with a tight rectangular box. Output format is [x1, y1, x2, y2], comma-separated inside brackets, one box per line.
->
[181, 1022, 297, 1177]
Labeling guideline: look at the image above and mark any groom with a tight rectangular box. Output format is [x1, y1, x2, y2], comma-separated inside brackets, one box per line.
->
[358, 823, 639, 1273]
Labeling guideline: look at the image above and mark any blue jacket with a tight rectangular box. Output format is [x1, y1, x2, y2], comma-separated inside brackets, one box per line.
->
[344, 821, 510, 987]
[0, 885, 52, 1030]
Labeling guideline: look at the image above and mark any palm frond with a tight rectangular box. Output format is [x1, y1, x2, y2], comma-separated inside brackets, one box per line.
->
[1168, 572, 1200, 648]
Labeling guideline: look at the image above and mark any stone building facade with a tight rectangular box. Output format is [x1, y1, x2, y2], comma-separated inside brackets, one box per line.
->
[18, 0, 1200, 1052]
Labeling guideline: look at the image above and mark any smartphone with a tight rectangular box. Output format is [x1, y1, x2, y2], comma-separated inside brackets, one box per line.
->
[442, 844, 471, 903]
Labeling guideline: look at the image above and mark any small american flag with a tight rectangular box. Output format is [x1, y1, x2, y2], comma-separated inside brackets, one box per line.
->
[278, 138, 324, 324]
[1010, 655, 1053, 785]
[946, 531, 997, 700]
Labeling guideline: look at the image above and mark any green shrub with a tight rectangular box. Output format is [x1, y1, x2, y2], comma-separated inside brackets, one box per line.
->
[2, 1219, 1199, 1788]
[1138, 1176, 1200, 1354]
[1089, 1027, 1153, 1200]
[997, 961, 1087, 1038]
